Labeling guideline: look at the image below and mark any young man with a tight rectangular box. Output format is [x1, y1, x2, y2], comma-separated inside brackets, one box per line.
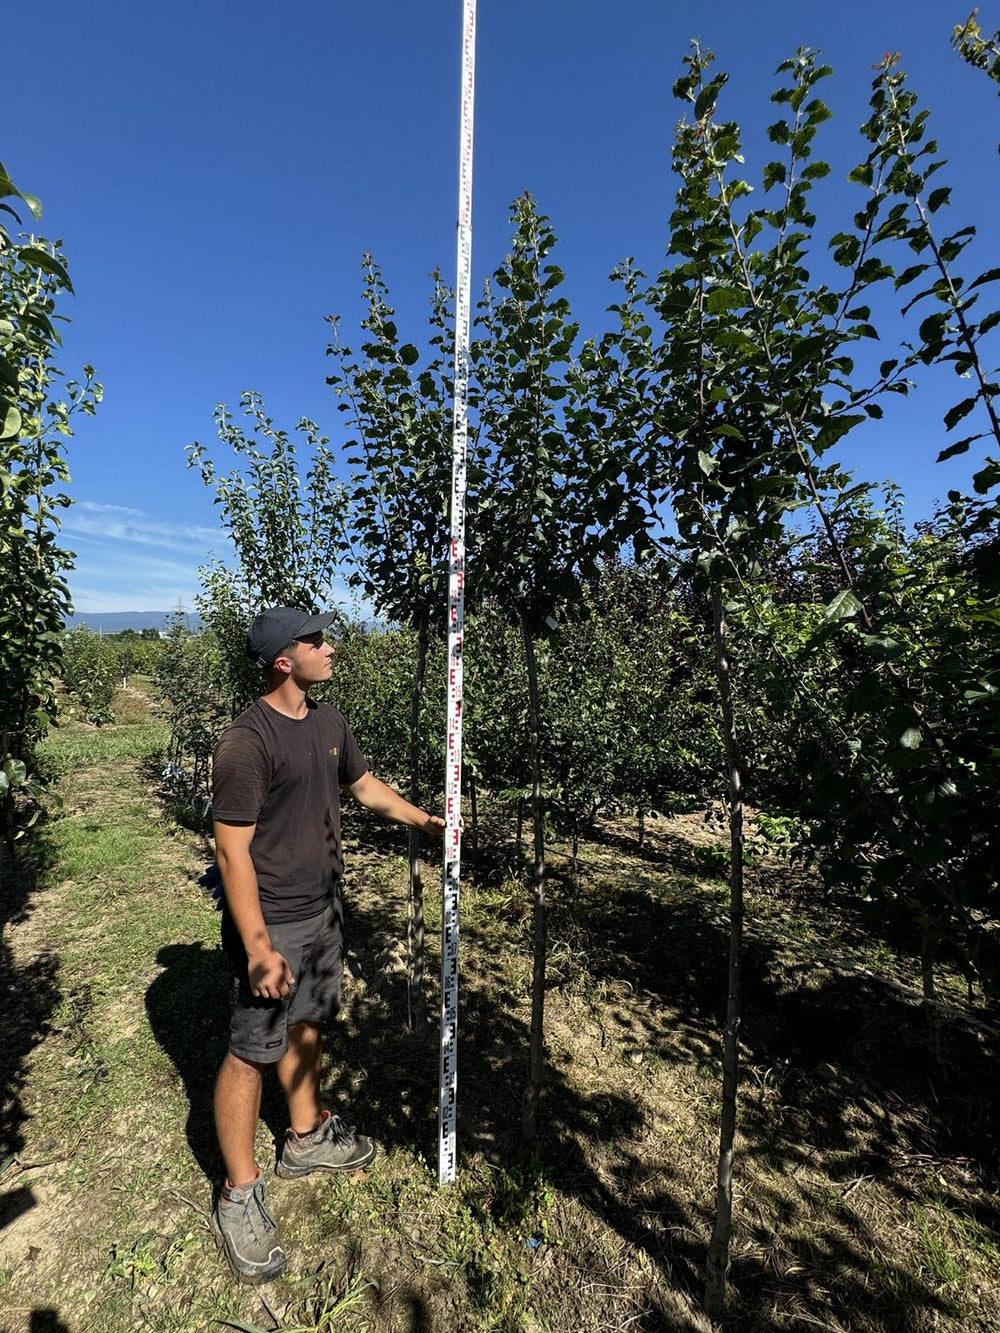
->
[210, 606, 444, 1284]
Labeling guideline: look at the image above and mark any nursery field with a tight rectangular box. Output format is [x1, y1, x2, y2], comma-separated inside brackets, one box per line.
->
[1, 686, 998, 1333]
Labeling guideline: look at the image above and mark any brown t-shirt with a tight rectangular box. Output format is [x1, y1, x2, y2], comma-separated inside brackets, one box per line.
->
[211, 698, 368, 923]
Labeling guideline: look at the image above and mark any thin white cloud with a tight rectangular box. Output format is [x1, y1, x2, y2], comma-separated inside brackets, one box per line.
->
[62, 501, 225, 554]
[61, 501, 216, 612]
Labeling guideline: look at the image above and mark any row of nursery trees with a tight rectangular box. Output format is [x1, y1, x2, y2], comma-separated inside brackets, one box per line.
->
[172, 38, 1000, 1318]
[3, 22, 998, 1321]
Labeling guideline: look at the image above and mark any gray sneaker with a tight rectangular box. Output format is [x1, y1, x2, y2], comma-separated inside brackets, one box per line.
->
[276, 1110, 377, 1178]
[212, 1174, 286, 1285]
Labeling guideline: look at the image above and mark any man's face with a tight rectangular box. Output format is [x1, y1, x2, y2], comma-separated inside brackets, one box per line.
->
[283, 631, 334, 682]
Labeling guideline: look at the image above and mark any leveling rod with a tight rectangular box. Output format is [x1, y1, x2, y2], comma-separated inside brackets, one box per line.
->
[438, 0, 476, 1188]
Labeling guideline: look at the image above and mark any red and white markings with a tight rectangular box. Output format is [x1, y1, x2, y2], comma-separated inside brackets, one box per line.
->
[439, 0, 476, 1189]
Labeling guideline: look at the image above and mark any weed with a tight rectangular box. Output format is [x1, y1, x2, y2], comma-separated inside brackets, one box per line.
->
[692, 842, 729, 876]
[106, 1234, 161, 1290]
[218, 1259, 378, 1332]
[914, 1208, 964, 1293]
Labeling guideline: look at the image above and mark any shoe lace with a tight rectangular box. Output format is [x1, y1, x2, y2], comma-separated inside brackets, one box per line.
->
[243, 1181, 278, 1242]
[325, 1113, 357, 1148]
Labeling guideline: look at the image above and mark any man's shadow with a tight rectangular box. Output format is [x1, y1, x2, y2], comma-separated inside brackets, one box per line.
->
[145, 941, 230, 1183]
[146, 939, 339, 1185]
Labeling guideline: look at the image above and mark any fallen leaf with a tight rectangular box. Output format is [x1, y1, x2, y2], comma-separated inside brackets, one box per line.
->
[347, 1168, 369, 1187]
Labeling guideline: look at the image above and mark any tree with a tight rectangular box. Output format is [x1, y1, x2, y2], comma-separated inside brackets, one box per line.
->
[471, 195, 639, 1138]
[187, 391, 349, 718]
[0, 160, 100, 850]
[326, 259, 468, 1029]
[629, 41, 1000, 1315]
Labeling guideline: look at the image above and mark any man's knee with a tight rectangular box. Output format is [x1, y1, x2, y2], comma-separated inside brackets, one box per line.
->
[286, 1020, 321, 1039]
[219, 1050, 266, 1080]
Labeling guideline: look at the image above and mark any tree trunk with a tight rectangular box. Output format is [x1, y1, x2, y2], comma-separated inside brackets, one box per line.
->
[637, 806, 645, 847]
[521, 619, 547, 1141]
[704, 584, 746, 1323]
[407, 620, 429, 1035]
[469, 770, 479, 870]
[921, 922, 943, 1067]
[515, 795, 524, 859]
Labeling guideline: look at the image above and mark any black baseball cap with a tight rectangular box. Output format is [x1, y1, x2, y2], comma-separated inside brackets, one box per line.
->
[245, 606, 338, 666]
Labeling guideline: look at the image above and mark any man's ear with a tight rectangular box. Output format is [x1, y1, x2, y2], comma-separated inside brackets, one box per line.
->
[270, 650, 295, 678]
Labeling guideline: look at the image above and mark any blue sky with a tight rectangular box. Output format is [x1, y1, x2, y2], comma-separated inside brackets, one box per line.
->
[6, 1, 999, 613]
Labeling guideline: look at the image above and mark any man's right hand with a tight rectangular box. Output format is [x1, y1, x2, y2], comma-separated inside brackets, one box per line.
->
[247, 948, 295, 1000]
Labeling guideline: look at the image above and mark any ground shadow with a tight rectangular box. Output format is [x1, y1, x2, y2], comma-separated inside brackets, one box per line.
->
[145, 939, 230, 1183]
[144, 801, 994, 1331]
[29, 1310, 71, 1332]
[542, 874, 999, 1329]
[1, 834, 62, 1208]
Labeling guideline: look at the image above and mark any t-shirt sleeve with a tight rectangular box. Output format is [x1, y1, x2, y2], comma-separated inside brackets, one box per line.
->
[338, 717, 369, 787]
[212, 726, 271, 823]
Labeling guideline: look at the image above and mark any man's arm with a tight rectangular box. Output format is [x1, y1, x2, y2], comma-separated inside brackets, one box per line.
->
[345, 771, 445, 836]
[214, 819, 294, 1000]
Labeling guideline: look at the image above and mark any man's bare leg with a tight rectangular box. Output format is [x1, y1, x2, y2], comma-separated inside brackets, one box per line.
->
[215, 1052, 264, 1185]
[276, 1021, 323, 1134]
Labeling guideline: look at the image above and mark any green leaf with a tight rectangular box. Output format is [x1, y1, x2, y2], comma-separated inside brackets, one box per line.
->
[19, 247, 74, 293]
[860, 634, 905, 659]
[899, 726, 922, 749]
[968, 267, 1000, 292]
[0, 352, 18, 391]
[937, 433, 983, 462]
[705, 287, 745, 314]
[398, 343, 419, 366]
[788, 334, 828, 368]
[927, 186, 951, 213]
[944, 396, 977, 431]
[0, 170, 42, 221]
[1, 400, 22, 439]
[694, 86, 717, 120]
[824, 589, 862, 621]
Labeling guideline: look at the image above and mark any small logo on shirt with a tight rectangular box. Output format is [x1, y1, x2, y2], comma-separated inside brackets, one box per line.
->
[329, 746, 339, 757]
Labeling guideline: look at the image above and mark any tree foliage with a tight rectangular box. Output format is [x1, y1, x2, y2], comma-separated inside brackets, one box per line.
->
[0, 161, 100, 848]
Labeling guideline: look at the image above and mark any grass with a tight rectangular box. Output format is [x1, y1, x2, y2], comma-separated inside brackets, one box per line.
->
[1, 688, 999, 1332]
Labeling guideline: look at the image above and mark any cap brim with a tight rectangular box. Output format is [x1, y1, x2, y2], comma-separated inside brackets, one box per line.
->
[294, 612, 338, 638]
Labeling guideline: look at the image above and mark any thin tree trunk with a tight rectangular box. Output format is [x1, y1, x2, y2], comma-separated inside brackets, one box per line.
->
[469, 771, 479, 870]
[571, 819, 580, 900]
[407, 620, 429, 1035]
[515, 795, 524, 859]
[704, 584, 746, 1322]
[521, 618, 547, 1141]
[637, 806, 645, 847]
[921, 922, 943, 1067]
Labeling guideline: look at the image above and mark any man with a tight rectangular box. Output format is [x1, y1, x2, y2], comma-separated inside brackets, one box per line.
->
[210, 606, 444, 1284]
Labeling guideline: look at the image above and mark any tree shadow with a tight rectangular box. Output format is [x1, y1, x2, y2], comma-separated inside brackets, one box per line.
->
[1, 835, 61, 1209]
[143, 807, 992, 1331]
[545, 876, 997, 1329]
[29, 1310, 71, 1332]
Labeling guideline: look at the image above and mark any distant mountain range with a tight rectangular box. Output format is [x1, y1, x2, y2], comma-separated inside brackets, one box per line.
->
[66, 610, 201, 634]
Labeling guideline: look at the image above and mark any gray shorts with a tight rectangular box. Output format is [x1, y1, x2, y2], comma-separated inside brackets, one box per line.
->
[221, 902, 343, 1064]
